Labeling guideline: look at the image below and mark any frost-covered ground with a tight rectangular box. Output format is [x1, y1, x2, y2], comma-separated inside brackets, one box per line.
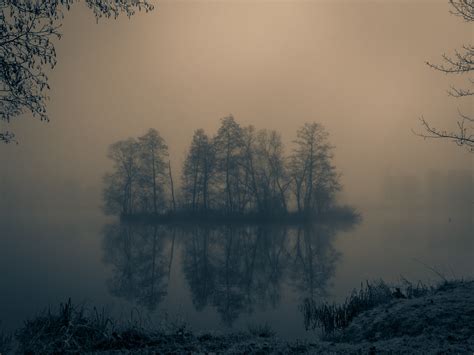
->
[93, 281, 474, 354]
[5, 280, 473, 354]
[320, 279, 474, 354]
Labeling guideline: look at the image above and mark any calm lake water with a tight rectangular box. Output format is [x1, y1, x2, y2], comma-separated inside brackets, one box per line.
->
[0, 201, 472, 339]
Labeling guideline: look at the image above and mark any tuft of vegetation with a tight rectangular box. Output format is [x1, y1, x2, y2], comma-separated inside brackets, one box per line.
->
[301, 279, 431, 334]
[13, 299, 275, 354]
[0, 327, 12, 354]
[247, 323, 276, 338]
[15, 299, 155, 354]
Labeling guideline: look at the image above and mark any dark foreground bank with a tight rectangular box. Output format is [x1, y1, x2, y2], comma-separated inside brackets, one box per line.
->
[1, 280, 472, 354]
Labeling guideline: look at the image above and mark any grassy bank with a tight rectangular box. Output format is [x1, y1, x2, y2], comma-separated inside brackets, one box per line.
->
[301, 278, 432, 334]
[2, 279, 472, 354]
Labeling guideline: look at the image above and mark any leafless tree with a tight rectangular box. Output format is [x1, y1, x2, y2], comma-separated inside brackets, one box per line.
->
[104, 128, 171, 216]
[240, 125, 260, 212]
[182, 129, 215, 211]
[254, 129, 290, 214]
[103, 138, 140, 215]
[138, 128, 169, 214]
[0, 0, 153, 143]
[289, 122, 340, 215]
[416, 0, 473, 151]
[213, 115, 245, 213]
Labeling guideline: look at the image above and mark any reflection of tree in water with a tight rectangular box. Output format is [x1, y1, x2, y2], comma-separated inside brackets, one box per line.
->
[102, 223, 174, 311]
[212, 226, 247, 325]
[182, 226, 257, 325]
[252, 226, 290, 309]
[289, 224, 341, 300]
[181, 226, 217, 311]
[182, 223, 345, 326]
[102, 218, 355, 326]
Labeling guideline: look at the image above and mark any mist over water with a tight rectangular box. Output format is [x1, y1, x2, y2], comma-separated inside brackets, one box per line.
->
[0, 182, 471, 337]
[0, 0, 472, 341]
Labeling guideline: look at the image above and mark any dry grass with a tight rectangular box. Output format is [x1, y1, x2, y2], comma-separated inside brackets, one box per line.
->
[247, 323, 275, 338]
[0, 327, 12, 354]
[16, 299, 155, 353]
[301, 279, 431, 334]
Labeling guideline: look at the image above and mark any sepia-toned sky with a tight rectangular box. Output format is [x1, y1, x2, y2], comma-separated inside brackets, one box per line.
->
[1, 0, 472, 208]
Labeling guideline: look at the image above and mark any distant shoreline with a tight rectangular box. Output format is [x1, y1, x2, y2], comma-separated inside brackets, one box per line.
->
[118, 205, 360, 226]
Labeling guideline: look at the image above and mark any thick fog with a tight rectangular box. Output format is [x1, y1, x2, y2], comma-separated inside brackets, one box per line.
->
[1, 0, 472, 213]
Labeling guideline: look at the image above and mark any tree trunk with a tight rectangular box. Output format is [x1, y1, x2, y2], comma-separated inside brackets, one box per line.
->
[203, 163, 209, 211]
[169, 160, 176, 212]
[225, 142, 232, 212]
[152, 149, 157, 214]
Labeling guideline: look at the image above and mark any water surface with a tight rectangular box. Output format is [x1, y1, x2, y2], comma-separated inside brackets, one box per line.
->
[0, 202, 472, 339]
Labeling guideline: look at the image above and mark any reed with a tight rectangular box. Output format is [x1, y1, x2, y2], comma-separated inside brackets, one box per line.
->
[301, 279, 431, 334]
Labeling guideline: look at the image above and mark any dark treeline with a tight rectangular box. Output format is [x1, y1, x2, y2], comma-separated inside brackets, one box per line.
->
[103, 115, 341, 220]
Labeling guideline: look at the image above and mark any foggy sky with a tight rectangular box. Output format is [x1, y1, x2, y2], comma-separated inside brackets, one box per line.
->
[1, 0, 472, 210]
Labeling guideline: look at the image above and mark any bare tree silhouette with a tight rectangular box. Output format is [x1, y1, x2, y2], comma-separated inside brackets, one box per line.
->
[0, 0, 153, 143]
[102, 223, 171, 311]
[289, 123, 340, 216]
[415, 0, 473, 151]
[181, 129, 215, 212]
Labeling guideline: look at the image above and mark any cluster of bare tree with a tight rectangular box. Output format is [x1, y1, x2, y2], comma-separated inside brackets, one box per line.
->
[181, 116, 340, 216]
[103, 128, 175, 216]
[104, 116, 341, 218]
[181, 117, 292, 215]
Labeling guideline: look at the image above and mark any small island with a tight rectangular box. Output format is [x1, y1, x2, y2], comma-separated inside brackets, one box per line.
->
[104, 116, 351, 224]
